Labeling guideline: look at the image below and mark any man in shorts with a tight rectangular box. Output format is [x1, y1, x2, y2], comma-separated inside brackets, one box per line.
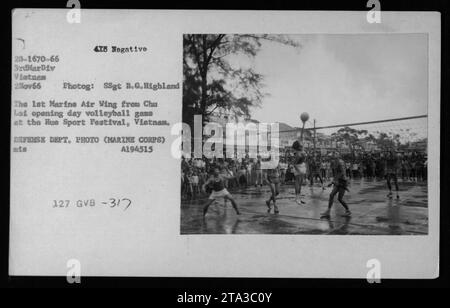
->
[279, 158, 288, 184]
[385, 150, 400, 199]
[308, 154, 325, 189]
[202, 168, 241, 216]
[265, 164, 281, 214]
[291, 141, 307, 205]
[255, 155, 264, 187]
[321, 152, 351, 217]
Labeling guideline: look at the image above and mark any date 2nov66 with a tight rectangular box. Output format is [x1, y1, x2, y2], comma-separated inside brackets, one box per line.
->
[52, 198, 132, 210]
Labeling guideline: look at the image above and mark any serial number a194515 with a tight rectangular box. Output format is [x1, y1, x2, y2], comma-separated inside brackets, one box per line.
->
[52, 198, 132, 211]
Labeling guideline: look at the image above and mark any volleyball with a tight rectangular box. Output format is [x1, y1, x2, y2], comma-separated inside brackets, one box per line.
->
[300, 112, 309, 123]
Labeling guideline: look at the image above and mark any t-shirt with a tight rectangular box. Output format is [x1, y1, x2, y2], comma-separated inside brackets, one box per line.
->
[334, 159, 346, 180]
[191, 175, 199, 184]
[386, 156, 400, 172]
[256, 160, 262, 170]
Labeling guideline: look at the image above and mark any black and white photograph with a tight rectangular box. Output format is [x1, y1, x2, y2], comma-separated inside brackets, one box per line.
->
[5, 4, 445, 287]
[181, 33, 428, 235]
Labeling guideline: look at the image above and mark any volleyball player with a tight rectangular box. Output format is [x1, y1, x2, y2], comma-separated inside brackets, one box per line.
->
[265, 164, 281, 214]
[202, 168, 241, 216]
[385, 150, 400, 199]
[291, 141, 307, 205]
[321, 152, 351, 218]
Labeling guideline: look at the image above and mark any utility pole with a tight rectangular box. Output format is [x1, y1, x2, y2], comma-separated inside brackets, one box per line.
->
[313, 119, 316, 155]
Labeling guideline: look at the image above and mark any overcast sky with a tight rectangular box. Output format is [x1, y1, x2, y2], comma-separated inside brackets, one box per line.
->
[240, 34, 428, 130]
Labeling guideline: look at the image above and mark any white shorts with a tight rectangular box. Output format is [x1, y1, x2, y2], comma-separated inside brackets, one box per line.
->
[209, 188, 232, 200]
[293, 163, 307, 176]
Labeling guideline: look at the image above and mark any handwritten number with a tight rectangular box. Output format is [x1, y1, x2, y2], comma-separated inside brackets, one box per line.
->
[122, 198, 132, 211]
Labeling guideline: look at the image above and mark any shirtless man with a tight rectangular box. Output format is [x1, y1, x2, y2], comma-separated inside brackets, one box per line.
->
[202, 168, 240, 216]
[321, 152, 351, 217]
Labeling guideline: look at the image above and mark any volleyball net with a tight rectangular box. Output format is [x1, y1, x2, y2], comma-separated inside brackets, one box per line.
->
[279, 115, 427, 155]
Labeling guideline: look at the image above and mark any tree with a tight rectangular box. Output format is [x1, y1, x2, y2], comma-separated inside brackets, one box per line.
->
[374, 132, 401, 150]
[183, 34, 300, 128]
[331, 127, 368, 156]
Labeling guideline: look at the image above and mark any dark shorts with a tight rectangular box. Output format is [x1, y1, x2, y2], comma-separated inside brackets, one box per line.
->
[267, 177, 280, 184]
[386, 172, 398, 178]
[336, 178, 348, 189]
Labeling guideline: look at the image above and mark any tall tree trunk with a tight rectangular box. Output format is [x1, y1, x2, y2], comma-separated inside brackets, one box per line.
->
[200, 71, 207, 124]
[200, 35, 208, 126]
